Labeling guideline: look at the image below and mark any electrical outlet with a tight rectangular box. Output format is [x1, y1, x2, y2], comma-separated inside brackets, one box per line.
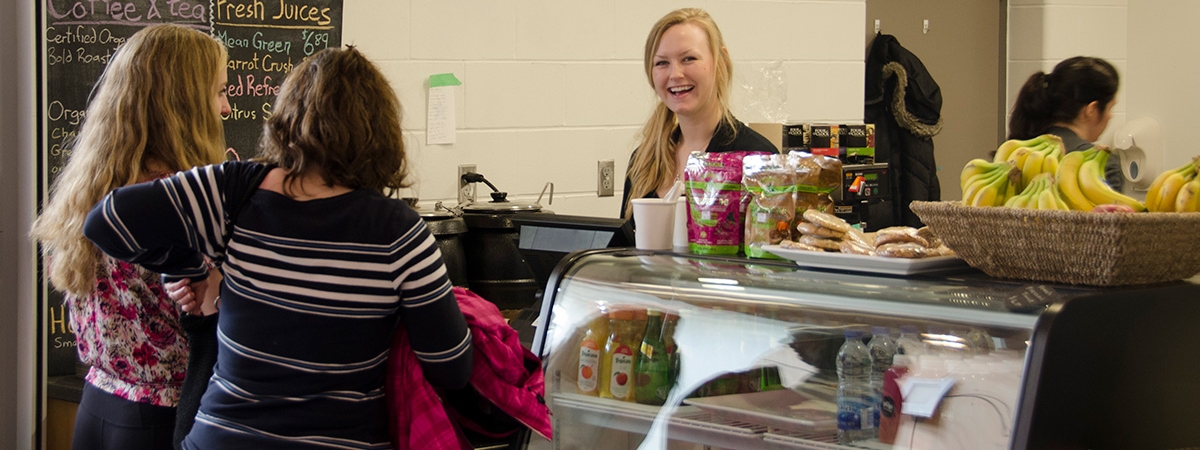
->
[458, 164, 476, 205]
[597, 160, 615, 197]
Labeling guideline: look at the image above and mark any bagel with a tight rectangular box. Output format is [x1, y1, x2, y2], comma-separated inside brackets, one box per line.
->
[801, 209, 851, 233]
[799, 234, 843, 251]
[796, 221, 846, 239]
[779, 239, 824, 252]
[875, 242, 932, 259]
[874, 226, 930, 248]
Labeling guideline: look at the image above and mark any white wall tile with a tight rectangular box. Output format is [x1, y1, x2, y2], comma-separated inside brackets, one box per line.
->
[465, 63, 566, 128]
[731, 61, 794, 124]
[343, 0, 410, 60]
[781, 61, 865, 123]
[564, 62, 655, 126]
[1078, 6, 1128, 59]
[376, 61, 467, 132]
[505, 128, 623, 195]
[1041, 5, 1126, 60]
[405, 129, 522, 202]
[1126, 0, 1200, 179]
[1008, 6, 1047, 61]
[613, 0, 714, 61]
[410, 0, 518, 60]
[516, 1, 617, 60]
[709, 1, 865, 62]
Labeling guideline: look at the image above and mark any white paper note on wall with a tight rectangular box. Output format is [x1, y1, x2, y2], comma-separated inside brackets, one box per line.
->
[427, 73, 461, 145]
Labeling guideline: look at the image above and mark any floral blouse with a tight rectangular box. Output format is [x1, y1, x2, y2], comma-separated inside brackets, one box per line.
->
[67, 254, 188, 406]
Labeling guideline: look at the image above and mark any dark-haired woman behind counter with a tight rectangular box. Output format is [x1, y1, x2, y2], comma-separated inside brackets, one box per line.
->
[1009, 56, 1124, 189]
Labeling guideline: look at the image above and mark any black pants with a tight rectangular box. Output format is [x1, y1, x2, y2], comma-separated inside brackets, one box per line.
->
[73, 382, 175, 450]
[174, 313, 218, 450]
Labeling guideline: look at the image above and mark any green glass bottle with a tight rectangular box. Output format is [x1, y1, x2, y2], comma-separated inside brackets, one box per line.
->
[662, 313, 680, 388]
[633, 309, 672, 405]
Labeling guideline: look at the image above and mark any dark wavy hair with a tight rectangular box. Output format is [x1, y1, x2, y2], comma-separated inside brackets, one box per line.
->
[257, 46, 410, 194]
[1008, 56, 1119, 140]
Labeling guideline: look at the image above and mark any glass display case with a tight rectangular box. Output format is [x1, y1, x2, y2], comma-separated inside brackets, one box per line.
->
[527, 249, 1200, 450]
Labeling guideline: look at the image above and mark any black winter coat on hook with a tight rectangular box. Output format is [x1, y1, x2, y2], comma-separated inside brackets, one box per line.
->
[864, 33, 943, 230]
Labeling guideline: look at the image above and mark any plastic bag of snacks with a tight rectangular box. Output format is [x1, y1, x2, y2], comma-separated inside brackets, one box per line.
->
[684, 151, 772, 255]
[743, 154, 797, 259]
[786, 151, 841, 241]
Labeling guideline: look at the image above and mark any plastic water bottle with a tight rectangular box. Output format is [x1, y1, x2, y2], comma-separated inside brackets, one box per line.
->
[896, 325, 926, 357]
[867, 326, 897, 436]
[836, 330, 874, 444]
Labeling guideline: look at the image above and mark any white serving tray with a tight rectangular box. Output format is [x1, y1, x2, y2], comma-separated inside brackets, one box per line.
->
[762, 244, 970, 276]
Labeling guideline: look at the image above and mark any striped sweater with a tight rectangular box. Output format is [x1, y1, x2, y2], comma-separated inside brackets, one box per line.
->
[84, 161, 473, 449]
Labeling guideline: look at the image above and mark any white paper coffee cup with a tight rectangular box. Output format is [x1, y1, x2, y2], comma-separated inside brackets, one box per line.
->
[632, 198, 676, 251]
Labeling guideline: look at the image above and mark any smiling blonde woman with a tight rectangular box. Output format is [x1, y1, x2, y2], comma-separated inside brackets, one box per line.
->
[621, 8, 776, 220]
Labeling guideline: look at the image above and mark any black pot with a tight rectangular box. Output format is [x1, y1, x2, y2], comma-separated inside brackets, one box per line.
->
[459, 201, 551, 311]
[420, 211, 469, 288]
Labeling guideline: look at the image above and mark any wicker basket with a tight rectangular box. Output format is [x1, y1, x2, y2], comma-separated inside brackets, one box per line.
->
[910, 201, 1200, 286]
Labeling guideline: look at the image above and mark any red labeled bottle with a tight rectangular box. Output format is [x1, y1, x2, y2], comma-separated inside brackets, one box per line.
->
[878, 354, 913, 444]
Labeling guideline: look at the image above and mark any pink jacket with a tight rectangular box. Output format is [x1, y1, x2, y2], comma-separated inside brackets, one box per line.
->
[387, 287, 552, 449]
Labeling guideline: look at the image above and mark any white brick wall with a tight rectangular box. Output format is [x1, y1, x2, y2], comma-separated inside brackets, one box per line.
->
[1126, 1, 1200, 184]
[345, 0, 867, 217]
[1006, 0, 1128, 149]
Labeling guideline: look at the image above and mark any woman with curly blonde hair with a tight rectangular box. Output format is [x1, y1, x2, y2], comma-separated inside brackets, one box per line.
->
[30, 23, 229, 450]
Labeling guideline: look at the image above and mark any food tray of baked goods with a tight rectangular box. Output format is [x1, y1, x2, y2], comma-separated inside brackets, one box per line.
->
[909, 201, 1200, 286]
[762, 245, 968, 276]
[764, 209, 969, 276]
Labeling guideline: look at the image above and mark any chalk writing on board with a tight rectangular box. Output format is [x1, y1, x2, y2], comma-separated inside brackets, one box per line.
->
[214, 0, 342, 157]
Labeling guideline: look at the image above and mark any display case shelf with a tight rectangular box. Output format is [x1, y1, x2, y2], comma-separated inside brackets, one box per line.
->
[531, 249, 1200, 450]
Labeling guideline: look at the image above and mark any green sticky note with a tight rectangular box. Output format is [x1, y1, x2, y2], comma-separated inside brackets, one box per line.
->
[430, 73, 461, 87]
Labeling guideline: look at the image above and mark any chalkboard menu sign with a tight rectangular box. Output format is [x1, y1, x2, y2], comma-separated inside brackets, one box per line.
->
[214, 2, 343, 158]
[39, 0, 342, 379]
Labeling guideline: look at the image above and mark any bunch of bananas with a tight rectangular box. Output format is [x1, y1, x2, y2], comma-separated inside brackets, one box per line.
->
[1144, 158, 1200, 212]
[959, 159, 1021, 207]
[1004, 173, 1069, 210]
[994, 134, 1064, 192]
[1055, 146, 1147, 212]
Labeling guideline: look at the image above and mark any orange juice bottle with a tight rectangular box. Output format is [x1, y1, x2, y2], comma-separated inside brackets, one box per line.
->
[599, 309, 637, 401]
[577, 306, 609, 396]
